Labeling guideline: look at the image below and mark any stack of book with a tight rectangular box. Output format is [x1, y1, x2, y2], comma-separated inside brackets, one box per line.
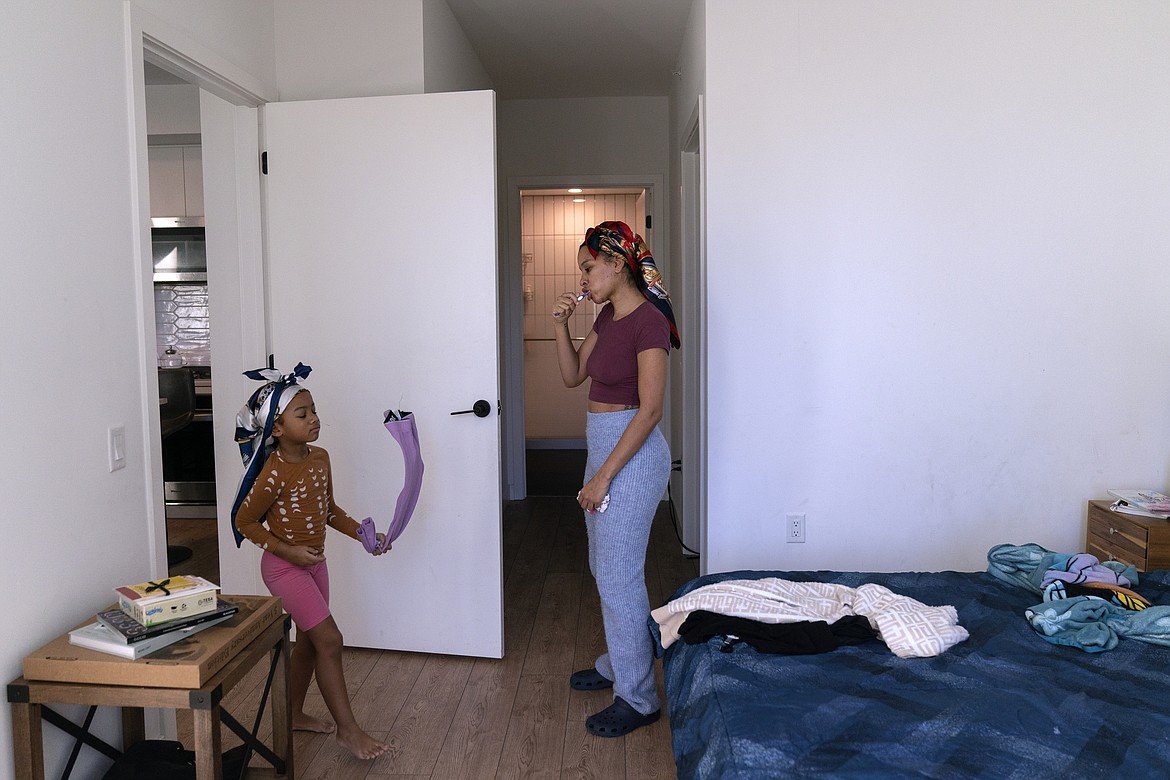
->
[1108, 489, 1170, 519]
[69, 575, 236, 660]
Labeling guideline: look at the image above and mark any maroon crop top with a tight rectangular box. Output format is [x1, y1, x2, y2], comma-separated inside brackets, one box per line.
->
[586, 301, 671, 406]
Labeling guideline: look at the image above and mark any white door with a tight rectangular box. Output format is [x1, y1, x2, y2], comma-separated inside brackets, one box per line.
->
[263, 91, 501, 658]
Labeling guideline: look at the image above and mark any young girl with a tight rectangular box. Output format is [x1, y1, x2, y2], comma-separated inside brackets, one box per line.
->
[550, 221, 680, 737]
[232, 364, 390, 760]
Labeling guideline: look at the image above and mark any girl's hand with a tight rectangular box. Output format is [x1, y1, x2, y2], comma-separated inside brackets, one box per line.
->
[577, 474, 611, 515]
[551, 291, 582, 323]
[281, 543, 325, 567]
[373, 532, 392, 556]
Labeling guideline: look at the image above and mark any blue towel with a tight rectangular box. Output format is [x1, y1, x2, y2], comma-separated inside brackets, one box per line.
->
[1025, 595, 1170, 653]
[987, 543, 1167, 652]
[986, 543, 1137, 595]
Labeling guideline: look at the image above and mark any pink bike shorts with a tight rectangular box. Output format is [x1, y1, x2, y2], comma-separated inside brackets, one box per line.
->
[260, 551, 331, 631]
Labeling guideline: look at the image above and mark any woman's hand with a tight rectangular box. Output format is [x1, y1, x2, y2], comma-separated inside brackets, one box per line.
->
[279, 543, 325, 567]
[577, 474, 611, 515]
[373, 533, 392, 556]
[551, 291, 582, 324]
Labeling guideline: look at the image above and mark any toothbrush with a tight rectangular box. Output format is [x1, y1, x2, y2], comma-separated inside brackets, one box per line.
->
[555, 292, 589, 323]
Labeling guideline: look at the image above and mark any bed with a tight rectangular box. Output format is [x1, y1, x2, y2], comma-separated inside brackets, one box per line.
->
[653, 557, 1170, 779]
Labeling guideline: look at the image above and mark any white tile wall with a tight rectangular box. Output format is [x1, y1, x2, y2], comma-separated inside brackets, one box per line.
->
[521, 193, 643, 340]
[522, 193, 645, 440]
[154, 283, 211, 366]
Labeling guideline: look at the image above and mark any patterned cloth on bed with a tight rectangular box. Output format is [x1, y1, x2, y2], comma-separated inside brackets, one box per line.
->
[652, 578, 969, 658]
[654, 568, 1170, 779]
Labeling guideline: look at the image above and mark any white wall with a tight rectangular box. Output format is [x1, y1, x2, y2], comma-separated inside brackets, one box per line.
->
[499, 97, 670, 178]
[422, 0, 492, 93]
[146, 84, 201, 135]
[702, 1, 1170, 574]
[275, 0, 426, 100]
[134, 0, 276, 89]
[273, 0, 491, 101]
[1, 5, 148, 775]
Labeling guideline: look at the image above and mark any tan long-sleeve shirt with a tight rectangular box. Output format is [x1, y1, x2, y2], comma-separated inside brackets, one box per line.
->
[235, 446, 361, 552]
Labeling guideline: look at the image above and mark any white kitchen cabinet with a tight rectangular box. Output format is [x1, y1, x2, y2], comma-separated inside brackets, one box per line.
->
[148, 146, 184, 216]
[148, 145, 203, 218]
[182, 146, 202, 217]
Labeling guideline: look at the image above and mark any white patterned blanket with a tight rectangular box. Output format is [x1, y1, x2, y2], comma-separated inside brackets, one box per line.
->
[651, 578, 969, 658]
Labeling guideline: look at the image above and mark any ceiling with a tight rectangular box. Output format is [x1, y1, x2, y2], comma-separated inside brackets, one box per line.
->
[144, 2, 694, 99]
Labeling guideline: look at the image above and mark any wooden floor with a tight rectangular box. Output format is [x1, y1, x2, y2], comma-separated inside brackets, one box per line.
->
[167, 514, 221, 584]
[173, 497, 699, 778]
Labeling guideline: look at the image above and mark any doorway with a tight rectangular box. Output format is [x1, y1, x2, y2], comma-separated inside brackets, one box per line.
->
[519, 187, 647, 496]
[133, 18, 271, 597]
[144, 62, 220, 582]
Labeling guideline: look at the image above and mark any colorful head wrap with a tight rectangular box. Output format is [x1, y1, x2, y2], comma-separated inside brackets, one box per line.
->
[229, 362, 311, 546]
[583, 220, 680, 349]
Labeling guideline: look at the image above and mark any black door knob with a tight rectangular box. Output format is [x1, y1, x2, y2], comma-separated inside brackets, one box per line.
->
[451, 399, 491, 418]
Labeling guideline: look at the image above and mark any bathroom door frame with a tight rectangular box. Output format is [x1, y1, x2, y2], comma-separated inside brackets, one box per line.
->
[679, 99, 706, 563]
[502, 175, 666, 501]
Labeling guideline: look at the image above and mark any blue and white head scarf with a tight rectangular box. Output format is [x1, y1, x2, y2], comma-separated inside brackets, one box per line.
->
[229, 362, 311, 546]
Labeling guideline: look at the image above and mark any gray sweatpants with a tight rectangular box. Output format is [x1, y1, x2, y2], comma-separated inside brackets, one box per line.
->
[584, 409, 671, 715]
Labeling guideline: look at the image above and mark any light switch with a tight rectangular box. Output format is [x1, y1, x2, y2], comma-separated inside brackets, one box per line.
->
[108, 425, 126, 472]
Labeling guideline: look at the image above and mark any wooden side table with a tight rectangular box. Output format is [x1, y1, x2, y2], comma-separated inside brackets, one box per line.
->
[7, 610, 292, 780]
[1085, 500, 1170, 572]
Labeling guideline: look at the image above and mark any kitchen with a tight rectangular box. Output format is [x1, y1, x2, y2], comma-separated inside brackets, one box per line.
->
[147, 66, 219, 581]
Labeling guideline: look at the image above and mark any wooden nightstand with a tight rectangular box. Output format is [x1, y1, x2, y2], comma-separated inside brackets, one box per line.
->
[1085, 500, 1170, 572]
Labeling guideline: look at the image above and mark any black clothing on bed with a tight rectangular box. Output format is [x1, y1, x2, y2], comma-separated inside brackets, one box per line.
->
[677, 610, 878, 654]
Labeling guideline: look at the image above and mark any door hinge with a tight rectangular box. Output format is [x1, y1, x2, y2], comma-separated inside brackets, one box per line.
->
[261, 151, 268, 175]
[645, 215, 652, 230]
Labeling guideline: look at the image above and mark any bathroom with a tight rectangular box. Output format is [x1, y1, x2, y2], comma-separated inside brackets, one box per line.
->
[520, 188, 646, 493]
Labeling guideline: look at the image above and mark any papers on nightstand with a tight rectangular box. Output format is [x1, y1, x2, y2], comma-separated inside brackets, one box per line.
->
[1107, 490, 1170, 519]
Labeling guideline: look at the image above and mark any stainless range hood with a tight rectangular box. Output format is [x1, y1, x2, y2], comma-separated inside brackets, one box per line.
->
[152, 216, 204, 229]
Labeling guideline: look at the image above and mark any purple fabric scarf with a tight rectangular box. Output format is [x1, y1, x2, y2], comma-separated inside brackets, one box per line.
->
[382, 411, 424, 543]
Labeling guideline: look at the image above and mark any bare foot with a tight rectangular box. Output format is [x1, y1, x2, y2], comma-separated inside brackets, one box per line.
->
[292, 713, 335, 733]
[336, 726, 389, 760]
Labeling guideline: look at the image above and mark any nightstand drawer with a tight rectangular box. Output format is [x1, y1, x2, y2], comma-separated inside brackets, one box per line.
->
[1086, 500, 1170, 572]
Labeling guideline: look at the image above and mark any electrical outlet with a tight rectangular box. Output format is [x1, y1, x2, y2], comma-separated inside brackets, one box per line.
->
[786, 513, 805, 544]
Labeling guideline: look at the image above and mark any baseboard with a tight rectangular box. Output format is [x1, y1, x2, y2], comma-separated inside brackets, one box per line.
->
[526, 438, 586, 450]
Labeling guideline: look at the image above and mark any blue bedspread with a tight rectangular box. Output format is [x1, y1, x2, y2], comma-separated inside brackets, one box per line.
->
[657, 568, 1170, 779]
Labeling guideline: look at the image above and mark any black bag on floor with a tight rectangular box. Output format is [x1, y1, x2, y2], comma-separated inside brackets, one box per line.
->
[100, 740, 247, 780]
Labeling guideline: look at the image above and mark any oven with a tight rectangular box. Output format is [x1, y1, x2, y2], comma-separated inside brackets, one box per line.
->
[162, 367, 216, 517]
